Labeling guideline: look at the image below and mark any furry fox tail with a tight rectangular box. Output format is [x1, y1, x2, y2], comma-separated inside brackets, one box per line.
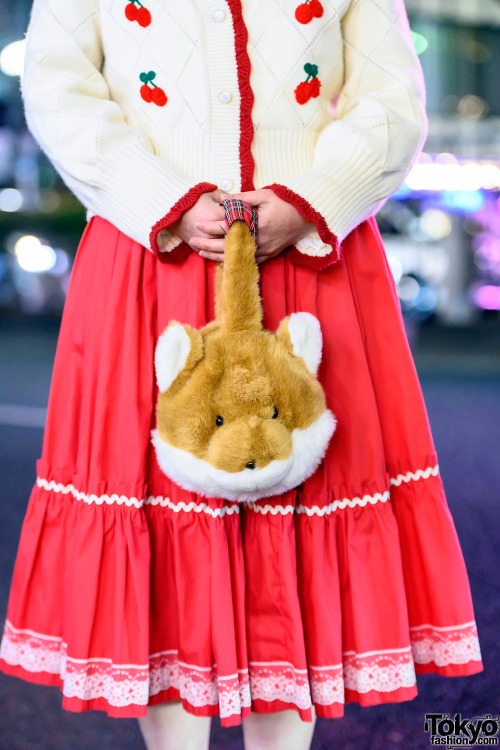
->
[216, 200, 263, 333]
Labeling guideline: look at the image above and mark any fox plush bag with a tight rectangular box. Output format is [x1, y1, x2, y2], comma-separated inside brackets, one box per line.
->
[0, 0, 482, 728]
[152, 199, 337, 501]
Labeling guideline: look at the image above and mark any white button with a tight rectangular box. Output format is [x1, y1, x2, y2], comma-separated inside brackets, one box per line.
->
[213, 10, 226, 22]
[219, 91, 232, 103]
[220, 180, 233, 191]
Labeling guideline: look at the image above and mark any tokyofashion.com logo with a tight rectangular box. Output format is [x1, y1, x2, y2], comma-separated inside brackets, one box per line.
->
[424, 713, 499, 747]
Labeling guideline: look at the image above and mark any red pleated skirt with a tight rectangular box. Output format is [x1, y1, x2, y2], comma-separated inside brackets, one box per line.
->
[0, 215, 483, 726]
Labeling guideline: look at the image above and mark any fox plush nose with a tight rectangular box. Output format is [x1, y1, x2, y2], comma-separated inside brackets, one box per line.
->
[206, 413, 293, 473]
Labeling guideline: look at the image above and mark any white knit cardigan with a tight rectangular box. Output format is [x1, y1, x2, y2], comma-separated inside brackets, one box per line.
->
[19, 0, 427, 269]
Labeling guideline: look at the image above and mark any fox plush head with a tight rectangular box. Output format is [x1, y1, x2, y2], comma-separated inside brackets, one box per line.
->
[151, 199, 336, 502]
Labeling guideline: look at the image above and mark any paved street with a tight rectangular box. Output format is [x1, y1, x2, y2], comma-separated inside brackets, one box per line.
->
[0, 316, 498, 750]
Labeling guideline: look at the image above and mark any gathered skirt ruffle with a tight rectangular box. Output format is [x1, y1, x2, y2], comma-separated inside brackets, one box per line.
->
[0, 215, 483, 726]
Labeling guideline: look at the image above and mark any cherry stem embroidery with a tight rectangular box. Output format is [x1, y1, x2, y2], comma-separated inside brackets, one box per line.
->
[304, 63, 319, 80]
[139, 71, 157, 86]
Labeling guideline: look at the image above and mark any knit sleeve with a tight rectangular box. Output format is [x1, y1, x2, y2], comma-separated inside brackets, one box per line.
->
[20, 0, 217, 259]
[262, 0, 428, 271]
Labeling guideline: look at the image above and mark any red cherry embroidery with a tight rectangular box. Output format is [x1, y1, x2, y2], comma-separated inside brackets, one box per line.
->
[125, 1, 151, 27]
[295, 0, 323, 24]
[139, 71, 167, 107]
[295, 81, 311, 105]
[151, 87, 167, 106]
[140, 84, 152, 103]
[294, 63, 321, 104]
[308, 76, 321, 97]
[309, 0, 324, 18]
[125, 3, 138, 21]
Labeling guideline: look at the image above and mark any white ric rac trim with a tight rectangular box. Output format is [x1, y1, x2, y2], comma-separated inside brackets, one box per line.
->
[35, 478, 239, 517]
[145, 496, 240, 517]
[35, 463, 440, 514]
[295, 490, 391, 516]
[0, 620, 481, 714]
[36, 478, 145, 508]
[390, 465, 439, 486]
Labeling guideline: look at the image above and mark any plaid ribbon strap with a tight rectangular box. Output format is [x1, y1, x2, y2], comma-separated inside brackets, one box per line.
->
[221, 198, 258, 238]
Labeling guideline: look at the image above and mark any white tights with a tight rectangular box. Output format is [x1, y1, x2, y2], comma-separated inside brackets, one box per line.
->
[137, 700, 317, 750]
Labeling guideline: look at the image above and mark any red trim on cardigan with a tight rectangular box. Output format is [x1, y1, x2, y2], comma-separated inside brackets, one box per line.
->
[151, 4, 255, 262]
[226, 0, 255, 191]
[149, 181, 218, 261]
[153, 241, 193, 264]
[262, 183, 340, 270]
[283, 245, 337, 270]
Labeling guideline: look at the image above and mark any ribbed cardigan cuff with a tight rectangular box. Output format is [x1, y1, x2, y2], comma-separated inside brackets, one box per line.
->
[263, 136, 392, 270]
[99, 138, 218, 262]
[149, 182, 218, 263]
[262, 183, 340, 271]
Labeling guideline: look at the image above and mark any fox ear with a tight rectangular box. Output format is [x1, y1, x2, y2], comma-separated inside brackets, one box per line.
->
[155, 322, 203, 393]
[276, 312, 323, 375]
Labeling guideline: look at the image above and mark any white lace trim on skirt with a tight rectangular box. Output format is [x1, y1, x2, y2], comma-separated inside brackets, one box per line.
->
[0, 619, 481, 715]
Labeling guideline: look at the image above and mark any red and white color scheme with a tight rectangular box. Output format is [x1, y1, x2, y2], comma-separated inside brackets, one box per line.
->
[20, 0, 427, 269]
[1, 0, 483, 727]
[0, 214, 483, 725]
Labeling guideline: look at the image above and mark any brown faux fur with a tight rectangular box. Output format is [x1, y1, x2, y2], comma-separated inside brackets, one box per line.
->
[152, 205, 336, 501]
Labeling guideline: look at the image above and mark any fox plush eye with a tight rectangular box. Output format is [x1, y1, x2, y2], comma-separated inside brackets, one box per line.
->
[216, 415, 224, 427]
[272, 407, 278, 419]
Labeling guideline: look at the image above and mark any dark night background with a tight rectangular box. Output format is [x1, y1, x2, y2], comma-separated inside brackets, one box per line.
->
[0, 1, 499, 748]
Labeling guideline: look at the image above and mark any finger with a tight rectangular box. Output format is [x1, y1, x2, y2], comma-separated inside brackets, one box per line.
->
[195, 220, 227, 237]
[219, 189, 270, 206]
[190, 236, 225, 253]
[198, 250, 225, 262]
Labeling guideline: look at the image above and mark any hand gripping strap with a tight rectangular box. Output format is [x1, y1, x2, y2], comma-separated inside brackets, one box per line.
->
[221, 198, 258, 238]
